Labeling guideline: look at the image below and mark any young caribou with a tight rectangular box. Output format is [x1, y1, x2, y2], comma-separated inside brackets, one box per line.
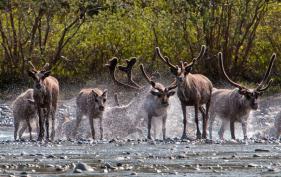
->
[208, 52, 276, 140]
[105, 57, 177, 140]
[156, 46, 213, 139]
[73, 88, 108, 140]
[12, 89, 38, 141]
[27, 62, 59, 141]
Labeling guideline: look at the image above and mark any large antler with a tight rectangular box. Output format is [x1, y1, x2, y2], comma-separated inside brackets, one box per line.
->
[184, 45, 206, 68]
[166, 79, 177, 91]
[139, 64, 156, 87]
[256, 53, 276, 91]
[140, 64, 177, 92]
[105, 57, 140, 90]
[155, 47, 178, 70]
[28, 61, 37, 72]
[41, 63, 50, 72]
[257, 79, 273, 92]
[218, 52, 246, 90]
[118, 58, 141, 88]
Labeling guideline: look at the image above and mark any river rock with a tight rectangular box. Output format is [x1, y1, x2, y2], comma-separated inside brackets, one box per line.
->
[73, 162, 94, 173]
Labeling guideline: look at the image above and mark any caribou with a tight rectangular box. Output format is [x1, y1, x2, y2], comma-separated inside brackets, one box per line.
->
[27, 62, 59, 141]
[105, 57, 177, 140]
[156, 46, 213, 139]
[73, 88, 108, 140]
[208, 52, 276, 140]
[12, 89, 38, 141]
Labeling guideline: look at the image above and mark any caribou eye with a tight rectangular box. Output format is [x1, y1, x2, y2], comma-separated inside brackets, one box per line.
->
[103, 98, 106, 102]
[95, 99, 98, 102]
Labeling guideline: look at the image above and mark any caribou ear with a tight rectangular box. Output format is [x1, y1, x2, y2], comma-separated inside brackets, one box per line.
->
[91, 90, 98, 97]
[185, 66, 192, 74]
[27, 70, 36, 80]
[168, 91, 176, 96]
[102, 89, 108, 98]
[238, 89, 248, 95]
[170, 67, 179, 76]
[150, 90, 161, 97]
[42, 70, 51, 80]
[27, 99, 35, 104]
[256, 91, 263, 96]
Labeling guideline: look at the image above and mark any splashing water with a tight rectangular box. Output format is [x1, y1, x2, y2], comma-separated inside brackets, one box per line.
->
[0, 93, 281, 141]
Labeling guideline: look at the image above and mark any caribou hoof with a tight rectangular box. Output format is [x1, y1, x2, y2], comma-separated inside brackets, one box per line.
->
[196, 133, 202, 139]
[202, 132, 207, 139]
[181, 134, 188, 140]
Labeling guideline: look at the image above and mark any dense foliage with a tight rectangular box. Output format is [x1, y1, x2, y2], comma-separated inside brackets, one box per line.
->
[0, 0, 280, 88]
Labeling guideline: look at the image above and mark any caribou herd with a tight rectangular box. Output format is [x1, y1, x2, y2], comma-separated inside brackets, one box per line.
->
[12, 46, 277, 142]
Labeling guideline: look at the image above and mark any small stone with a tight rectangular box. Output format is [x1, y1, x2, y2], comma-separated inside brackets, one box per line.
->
[131, 172, 137, 175]
[116, 162, 122, 167]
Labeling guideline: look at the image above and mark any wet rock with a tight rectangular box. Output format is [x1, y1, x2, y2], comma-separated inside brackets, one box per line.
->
[102, 162, 116, 170]
[73, 162, 94, 173]
[60, 156, 68, 159]
[109, 139, 116, 143]
[74, 169, 82, 173]
[248, 163, 259, 167]
[169, 171, 178, 175]
[46, 164, 54, 168]
[20, 171, 31, 177]
[255, 148, 270, 152]
[253, 154, 261, 157]
[156, 169, 161, 173]
[55, 165, 64, 171]
[116, 162, 122, 167]
[177, 154, 186, 159]
[47, 154, 56, 158]
[131, 172, 137, 175]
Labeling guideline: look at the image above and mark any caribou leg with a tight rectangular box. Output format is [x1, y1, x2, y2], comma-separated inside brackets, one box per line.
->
[147, 115, 152, 140]
[195, 104, 201, 139]
[37, 108, 44, 141]
[181, 103, 188, 140]
[218, 119, 227, 139]
[241, 121, 248, 140]
[208, 110, 215, 140]
[230, 121, 236, 139]
[203, 100, 210, 139]
[89, 117, 95, 140]
[73, 111, 82, 138]
[99, 117, 103, 140]
[162, 114, 167, 140]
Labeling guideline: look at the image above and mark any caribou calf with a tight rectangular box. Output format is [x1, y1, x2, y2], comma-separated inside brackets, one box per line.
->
[73, 88, 107, 140]
[13, 89, 38, 140]
[208, 52, 276, 140]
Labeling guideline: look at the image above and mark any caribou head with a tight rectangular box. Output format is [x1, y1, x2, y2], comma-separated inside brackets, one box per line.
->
[27, 61, 51, 91]
[218, 52, 276, 110]
[156, 45, 206, 82]
[140, 64, 176, 106]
